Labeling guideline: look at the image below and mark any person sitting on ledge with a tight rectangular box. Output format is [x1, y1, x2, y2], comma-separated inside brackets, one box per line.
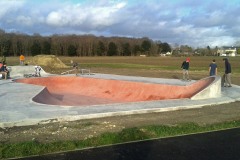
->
[0, 62, 8, 80]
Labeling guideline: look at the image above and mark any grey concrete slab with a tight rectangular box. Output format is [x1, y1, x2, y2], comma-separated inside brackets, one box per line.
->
[1, 66, 240, 128]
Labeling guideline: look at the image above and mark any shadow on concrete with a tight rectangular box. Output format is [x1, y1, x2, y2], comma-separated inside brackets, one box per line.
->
[16, 127, 240, 160]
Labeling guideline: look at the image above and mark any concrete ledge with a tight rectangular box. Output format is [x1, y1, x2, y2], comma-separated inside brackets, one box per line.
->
[10, 65, 48, 78]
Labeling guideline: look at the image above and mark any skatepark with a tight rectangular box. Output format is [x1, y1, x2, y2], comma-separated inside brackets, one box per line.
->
[1, 65, 240, 128]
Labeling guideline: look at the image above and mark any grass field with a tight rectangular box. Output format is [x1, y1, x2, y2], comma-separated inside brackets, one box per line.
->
[58, 56, 240, 73]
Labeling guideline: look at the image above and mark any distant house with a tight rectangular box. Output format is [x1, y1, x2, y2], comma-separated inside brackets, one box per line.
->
[159, 51, 172, 56]
[165, 51, 172, 55]
[217, 46, 239, 57]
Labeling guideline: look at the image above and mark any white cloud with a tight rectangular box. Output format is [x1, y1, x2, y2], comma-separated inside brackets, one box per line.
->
[0, 0, 24, 18]
[1, 0, 240, 48]
[46, 1, 127, 30]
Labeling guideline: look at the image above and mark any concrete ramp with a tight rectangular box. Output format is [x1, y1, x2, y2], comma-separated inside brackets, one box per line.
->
[9, 65, 48, 78]
[15, 76, 221, 106]
[191, 76, 221, 100]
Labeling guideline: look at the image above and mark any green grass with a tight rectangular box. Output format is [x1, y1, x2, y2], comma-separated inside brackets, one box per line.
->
[1, 121, 240, 159]
[80, 56, 240, 74]
[5, 56, 240, 76]
[79, 63, 173, 70]
[68, 62, 214, 72]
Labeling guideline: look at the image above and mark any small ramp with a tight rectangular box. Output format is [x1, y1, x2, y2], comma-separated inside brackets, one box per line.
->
[61, 69, 76, 75]
[9, 65, 48, 78]
[61, 68, 93, 75]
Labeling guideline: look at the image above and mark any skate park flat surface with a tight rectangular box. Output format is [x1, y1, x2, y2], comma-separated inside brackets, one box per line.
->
[1, 65, 240, 128]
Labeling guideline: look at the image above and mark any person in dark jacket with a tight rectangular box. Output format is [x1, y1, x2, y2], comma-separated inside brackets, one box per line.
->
[181, 57, 190, 81]
[0, 63, 9, 79]
[223, 58, 232, 87]
[209, 59, 217, 76]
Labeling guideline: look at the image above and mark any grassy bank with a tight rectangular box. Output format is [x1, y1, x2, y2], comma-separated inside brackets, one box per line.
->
[1, 121, 240, 159]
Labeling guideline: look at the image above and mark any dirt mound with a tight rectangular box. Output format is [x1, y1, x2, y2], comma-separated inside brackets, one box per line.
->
[30, 55, 69, 68]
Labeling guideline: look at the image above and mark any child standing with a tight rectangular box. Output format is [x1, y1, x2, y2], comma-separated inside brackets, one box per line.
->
[181, 57, 190, 81]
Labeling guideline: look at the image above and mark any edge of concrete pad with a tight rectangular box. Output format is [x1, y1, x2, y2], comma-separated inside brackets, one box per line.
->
[0, 95, 237, 128]
[54, 97, 237, 123]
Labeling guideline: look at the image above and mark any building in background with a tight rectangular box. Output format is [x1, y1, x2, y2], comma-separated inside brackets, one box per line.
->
[217, 46, 240, 56]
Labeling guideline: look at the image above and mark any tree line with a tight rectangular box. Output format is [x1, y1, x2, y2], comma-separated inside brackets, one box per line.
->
[0, 29, 172, 57]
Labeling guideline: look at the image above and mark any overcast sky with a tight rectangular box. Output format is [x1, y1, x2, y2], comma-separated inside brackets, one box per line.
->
[1, 0, 240, 48]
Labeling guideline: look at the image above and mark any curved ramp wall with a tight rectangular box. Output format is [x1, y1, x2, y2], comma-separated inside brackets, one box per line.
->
[15, 76, 219, 106]
[191, 76, 221, 100]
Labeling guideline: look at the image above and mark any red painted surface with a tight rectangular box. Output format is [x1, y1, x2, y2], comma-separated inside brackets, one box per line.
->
[15, 76, 214, 106]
